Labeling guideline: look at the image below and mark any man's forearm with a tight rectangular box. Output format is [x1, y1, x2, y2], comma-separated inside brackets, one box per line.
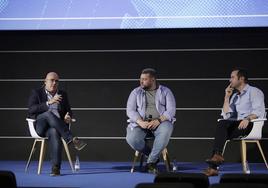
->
[136, 118, 143, 125]
[222, 97, 230, 114]
[160, 115, 168, 122]
[127, 110, 141, 122]
[245, 114, 258, 121]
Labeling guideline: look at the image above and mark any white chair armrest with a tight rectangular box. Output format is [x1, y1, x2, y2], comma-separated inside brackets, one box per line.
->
[218, 118, 267, 123]
[217, 117, 266, 140]
[68, 119, 76, 130]
[26, 118, 36, 123]
[250, 118, 267, 123]
[26, 118, 76, 123]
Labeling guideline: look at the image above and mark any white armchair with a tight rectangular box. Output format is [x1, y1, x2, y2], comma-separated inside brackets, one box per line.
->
[219, 113, 267, 173]
[25, 118, 76, 174]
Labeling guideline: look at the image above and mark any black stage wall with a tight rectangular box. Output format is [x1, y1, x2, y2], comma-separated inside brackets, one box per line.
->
[0, 28, 267, 162]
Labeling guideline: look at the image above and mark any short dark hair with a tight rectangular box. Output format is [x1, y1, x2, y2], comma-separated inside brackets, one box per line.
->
[232, 68, 248, 83]
[141, 68, 157, 79]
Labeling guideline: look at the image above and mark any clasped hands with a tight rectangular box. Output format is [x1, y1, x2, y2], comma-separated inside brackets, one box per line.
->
[137, 116, 167, 130]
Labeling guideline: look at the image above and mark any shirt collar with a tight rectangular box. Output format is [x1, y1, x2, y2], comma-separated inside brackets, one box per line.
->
[45, 89, 58, 96]
[141, 84, 162, 92]
[240, 84, 250, 95]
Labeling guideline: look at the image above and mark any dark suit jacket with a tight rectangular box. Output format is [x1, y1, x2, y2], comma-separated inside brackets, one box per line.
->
[28, 87, 72, 120]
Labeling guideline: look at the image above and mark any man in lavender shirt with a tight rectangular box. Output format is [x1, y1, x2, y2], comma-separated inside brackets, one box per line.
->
[126, 68, 176, 174]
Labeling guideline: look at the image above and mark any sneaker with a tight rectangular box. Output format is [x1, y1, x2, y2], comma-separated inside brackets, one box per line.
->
[50, 165, 60, 176]
[73, 137, 87, 151]
[145, 162, 158, 174]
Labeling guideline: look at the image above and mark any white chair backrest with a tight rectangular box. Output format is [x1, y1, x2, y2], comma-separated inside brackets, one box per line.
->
[26, 118, 75, 138]
[243, 112, 267, 140]
[26, 118, 42, 139]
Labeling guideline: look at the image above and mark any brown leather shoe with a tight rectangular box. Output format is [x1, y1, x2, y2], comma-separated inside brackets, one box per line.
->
[206, 154, 224, 166]
[73, 137, 87, 151]
[203, 167, 219, 176]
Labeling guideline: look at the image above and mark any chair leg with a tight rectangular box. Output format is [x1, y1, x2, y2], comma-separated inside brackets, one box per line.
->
[139, 153, 145, 170]
[162, 148, 171, 172]
[166, 149, 171, 171]
[131, 150, 140, 173]
[240, 140, 247, 173]
[256, 141, 268, 169]
[222, 140, 229, 156]
[37, 140, 46, 175]
[62, 138, 74, 173]
[25, 139, 37, 172]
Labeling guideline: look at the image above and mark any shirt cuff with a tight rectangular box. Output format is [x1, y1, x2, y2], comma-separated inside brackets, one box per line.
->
[221, 109, 231, 119]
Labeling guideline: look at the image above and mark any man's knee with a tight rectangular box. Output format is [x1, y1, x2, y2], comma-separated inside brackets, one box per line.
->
[46, 128, 60, 139]
[40, 111, 62, 126]
[218, 119, 230, 125]
[217, 120, 232, 128]
[155, 121, 173, 137]
[126, 129, 145, 150]
[37, 111, 54, 120]
[126, 133, 142, 146]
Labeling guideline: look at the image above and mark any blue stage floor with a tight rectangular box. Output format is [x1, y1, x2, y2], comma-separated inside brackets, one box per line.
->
[0, 161, 268, 188]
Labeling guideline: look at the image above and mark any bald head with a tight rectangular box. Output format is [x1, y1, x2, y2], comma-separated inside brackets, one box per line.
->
[45, 72, 59, 80]
[44, 72, 59, 94]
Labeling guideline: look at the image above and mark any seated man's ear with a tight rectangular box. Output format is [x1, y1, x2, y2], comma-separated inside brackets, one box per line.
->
[42, 80, 46, 88]
[239, 76, 245, 83]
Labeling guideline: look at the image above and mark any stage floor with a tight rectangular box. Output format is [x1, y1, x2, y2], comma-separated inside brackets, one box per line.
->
[0, 161, 268, 188]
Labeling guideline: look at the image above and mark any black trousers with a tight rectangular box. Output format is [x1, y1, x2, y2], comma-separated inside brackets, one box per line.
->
[213, 119, 253, 154]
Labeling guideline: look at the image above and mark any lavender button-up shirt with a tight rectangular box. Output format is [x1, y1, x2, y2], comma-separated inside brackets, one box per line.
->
[126, 85, 176, 128]
[221, 84, 266, 120]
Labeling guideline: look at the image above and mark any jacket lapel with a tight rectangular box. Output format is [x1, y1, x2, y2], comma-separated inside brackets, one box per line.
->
[40, 88, 48, 103]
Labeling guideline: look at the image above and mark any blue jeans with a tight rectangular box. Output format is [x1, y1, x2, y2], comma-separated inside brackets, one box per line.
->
[35, 111, 73, 167]
[126, 121, 173, 163]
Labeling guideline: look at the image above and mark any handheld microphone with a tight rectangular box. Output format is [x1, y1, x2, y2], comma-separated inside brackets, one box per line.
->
[148, 115, 152, 122]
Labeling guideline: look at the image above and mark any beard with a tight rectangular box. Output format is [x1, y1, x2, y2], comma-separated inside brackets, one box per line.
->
[141, 84, 152, 90]
[231, 82, 241, 89]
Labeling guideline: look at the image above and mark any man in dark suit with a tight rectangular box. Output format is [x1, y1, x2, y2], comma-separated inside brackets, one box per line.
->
[28, 72, 87, 176]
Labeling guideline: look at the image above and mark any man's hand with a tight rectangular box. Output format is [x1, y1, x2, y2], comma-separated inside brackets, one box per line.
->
[160, 115, 167, 122]
[64, 112, 72, 124]
[238, 119, 250, 130]
[48, 94, 62, 105]
[137, 119, 149, 129]
[147, 119, 161, 130]
[223, 84, 234, 114]
[225, 84, 234, 99]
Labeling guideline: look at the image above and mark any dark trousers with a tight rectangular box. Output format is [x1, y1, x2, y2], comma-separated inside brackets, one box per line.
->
[213, 119, 253, 154]
[35, 111, 73, 167]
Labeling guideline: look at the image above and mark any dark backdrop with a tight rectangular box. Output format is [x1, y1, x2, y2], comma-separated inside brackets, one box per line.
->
[0, 28, 267, 163]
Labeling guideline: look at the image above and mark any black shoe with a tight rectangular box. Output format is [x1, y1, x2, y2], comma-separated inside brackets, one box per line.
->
[73, 137, 87, 151]
[50, 165, 60, 176]
[145, 163, 158, 174]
